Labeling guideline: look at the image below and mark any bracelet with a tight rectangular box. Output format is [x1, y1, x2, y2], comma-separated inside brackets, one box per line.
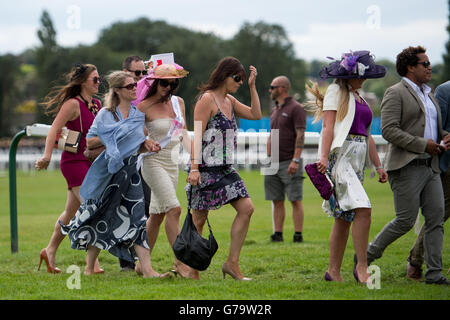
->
[41, 158, 50, 163]
[375, 166, 383, 170]
[190, 169, 200, 173]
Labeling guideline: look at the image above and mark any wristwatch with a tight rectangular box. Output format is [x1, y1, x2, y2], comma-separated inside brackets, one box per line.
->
[292, 158, 300, 164]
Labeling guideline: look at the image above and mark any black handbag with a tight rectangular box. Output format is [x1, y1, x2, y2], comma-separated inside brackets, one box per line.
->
[172, 188, 218, 271]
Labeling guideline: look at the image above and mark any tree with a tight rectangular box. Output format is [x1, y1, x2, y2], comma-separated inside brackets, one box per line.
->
[0, 55, 21, 136]
[228, 21, 307, 115]
[441, 0, 450, 83]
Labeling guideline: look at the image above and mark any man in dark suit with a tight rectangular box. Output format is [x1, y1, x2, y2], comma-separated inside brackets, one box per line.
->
[406, 80, 450, 280]
[366, 46, 450, 285]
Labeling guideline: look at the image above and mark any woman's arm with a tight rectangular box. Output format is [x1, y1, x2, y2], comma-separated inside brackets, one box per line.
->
[317, 110, 336, 174]
[187, 94, 214, 185]
[35, 99, 79, 170]
[230, 66, 262, 120]
[368, 134, 388, 183]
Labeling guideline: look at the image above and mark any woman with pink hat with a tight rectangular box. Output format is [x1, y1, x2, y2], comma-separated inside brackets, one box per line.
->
[306, 50, 388, 283]
[137, 62, 195, 278]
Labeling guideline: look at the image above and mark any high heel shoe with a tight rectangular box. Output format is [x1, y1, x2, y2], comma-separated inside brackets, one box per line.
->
[353, 269, 370, 284]
[324, 271, 334, 282]
[221, 263, 252, 281]
[38, 248, 61, 274]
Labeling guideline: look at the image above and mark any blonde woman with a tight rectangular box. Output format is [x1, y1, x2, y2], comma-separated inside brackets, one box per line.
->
[35, 63, 103, 274]
[306, 51, 388, 283]
[60, 71, 168, 278]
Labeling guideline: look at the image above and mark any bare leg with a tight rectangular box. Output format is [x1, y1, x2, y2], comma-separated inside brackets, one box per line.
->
[164, 206, 182, 245]
[85, 245, 101, 275]
[272, 200, 285, 233]
[352, 208, 371, 283]
[223, 197, 254, 279]
[45, 188, 80, 269]
[164, 207, 193, 276]
[328, 217, 351, 282]
[146, 213, 165, 253]
[134, 244, 171, 278]
[291, 200, 304, 233]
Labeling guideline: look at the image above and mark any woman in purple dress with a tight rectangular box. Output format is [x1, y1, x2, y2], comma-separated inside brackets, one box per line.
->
[187, 57, 261, 280]
[306, 51, 388, 283]
[35, 64, 103, 274]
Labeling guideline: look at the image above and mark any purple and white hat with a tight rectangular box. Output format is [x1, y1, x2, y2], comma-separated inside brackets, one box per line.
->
[319, 50, 386, 79]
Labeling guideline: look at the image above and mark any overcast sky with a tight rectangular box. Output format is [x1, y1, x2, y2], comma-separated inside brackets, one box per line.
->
[1, 0, 448, 64]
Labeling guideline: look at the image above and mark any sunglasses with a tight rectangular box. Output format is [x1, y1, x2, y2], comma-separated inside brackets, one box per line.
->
[128, 69, 148, 77]
[270, 85, 283, 90]
[89, 76, 102, 84]
[119, 82, 138, 90]
[231, 75, 242, 83]
[416, 61, 431, 68]
[159, 79, 179, 89]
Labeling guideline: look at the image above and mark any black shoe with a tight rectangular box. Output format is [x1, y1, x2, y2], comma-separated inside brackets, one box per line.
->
[119, 258, 136, 272]
[293, 233, 303, 243]
[270, 233, 283, 242]
[425, 277, 450, 285]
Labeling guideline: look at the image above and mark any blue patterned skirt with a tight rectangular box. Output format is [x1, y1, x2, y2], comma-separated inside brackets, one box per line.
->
[60, 155, 149, 262]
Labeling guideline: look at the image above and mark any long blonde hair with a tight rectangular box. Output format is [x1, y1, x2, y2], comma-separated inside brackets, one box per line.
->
[103, 71, 134, 113]
[41, 64, 97, 116]
[305, 79, 350, 123]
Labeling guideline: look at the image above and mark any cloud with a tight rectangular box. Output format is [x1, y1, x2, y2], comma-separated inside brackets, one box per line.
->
[184, 22, 239, 39]
[290, 19, 447, 63]
[0, 25, 39, 54]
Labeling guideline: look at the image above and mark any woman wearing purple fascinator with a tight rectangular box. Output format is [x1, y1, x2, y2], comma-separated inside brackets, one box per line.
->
[305, 50, 388, 284]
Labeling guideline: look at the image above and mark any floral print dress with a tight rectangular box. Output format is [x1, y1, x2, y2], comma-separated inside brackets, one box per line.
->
[186, 108, 249, 210]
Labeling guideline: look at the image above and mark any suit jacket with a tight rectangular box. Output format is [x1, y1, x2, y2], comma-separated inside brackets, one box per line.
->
[435, 81, 450, 172]
[381, 78, 447, 172]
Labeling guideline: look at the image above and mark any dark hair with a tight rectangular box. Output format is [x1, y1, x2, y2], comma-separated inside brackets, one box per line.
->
[143, 79, 178, 103]
[41, 63, 97, 116]
[122, 55, 143, 70]
[197, 56, 246, 97]
[396, 46, 426, 77]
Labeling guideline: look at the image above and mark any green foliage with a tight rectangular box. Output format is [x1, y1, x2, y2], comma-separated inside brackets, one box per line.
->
[441, 0, 450, 83]
[0, 54, 21, 136]
[228, 22, 307, 115]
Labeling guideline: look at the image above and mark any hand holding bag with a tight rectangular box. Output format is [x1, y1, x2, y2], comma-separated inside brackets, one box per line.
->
[54, 102, 84, 154]
[55, 128, 82, 153]
[172, 188, 218, 271]
[305, 162, 334, 200]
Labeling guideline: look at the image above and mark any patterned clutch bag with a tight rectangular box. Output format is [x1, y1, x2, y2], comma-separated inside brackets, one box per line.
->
[305, 163, 334, 200]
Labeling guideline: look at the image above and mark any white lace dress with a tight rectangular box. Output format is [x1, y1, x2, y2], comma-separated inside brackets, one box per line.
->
[141, 97, 183, 214]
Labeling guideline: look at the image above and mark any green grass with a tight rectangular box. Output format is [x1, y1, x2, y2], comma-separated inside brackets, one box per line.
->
[0, 169, 449, 300]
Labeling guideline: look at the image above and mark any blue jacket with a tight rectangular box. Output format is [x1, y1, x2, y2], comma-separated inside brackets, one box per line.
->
[80, 105, 146, 201]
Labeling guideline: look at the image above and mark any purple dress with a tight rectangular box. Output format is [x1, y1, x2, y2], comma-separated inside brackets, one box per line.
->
[186, 108, 249, 210]
[60, 97, 101, 189]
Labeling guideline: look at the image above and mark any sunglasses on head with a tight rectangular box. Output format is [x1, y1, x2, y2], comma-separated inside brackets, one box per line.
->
[159, 79, 179, 89]
[128, 69, 148, 77]
[89, 76, 102, 84]
[119, 82, 137, 90]
[416, 61, 431, 68]
[231, 75, 242, 83]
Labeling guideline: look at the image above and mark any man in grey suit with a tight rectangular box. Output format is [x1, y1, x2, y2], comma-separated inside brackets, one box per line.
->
[406, 80, 450, 280]
[366, 46, 450, 285]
